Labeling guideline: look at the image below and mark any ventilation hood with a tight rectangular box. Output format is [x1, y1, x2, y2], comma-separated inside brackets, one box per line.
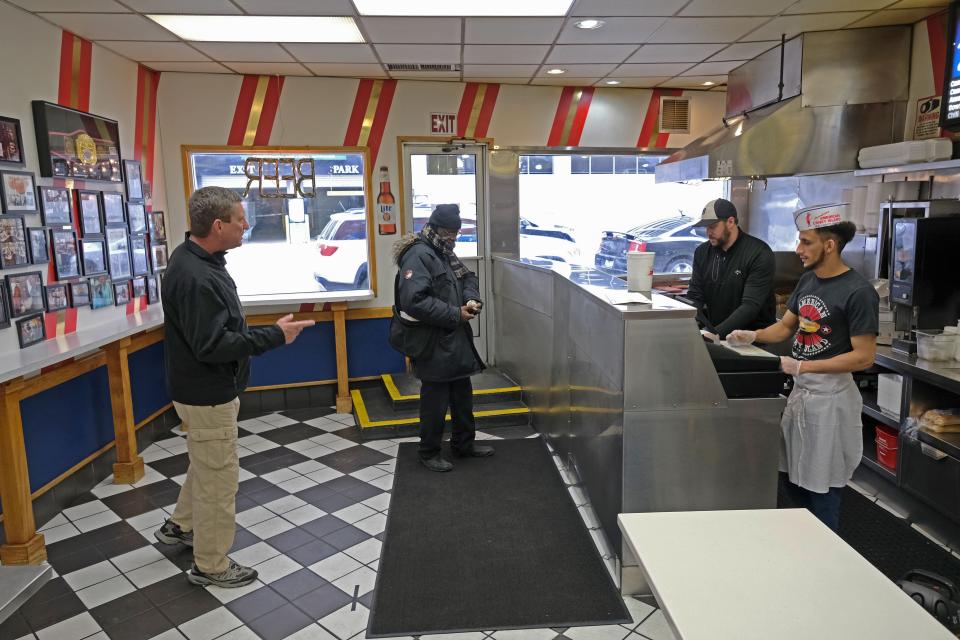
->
[655, 26, 911, 183]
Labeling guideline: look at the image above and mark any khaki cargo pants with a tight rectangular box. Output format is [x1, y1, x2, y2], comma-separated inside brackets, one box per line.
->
[170, 398, 240, 574]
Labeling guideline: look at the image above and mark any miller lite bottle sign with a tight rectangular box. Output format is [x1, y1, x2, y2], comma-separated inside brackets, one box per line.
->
[377, 166, 396, 235]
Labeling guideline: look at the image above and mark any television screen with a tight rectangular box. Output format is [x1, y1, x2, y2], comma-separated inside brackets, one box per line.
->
[941, 2, 960, 130]
[31, 101, 122, 182]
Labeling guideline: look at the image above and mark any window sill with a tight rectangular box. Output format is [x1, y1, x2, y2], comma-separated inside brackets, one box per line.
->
[240, 290, 375, 308]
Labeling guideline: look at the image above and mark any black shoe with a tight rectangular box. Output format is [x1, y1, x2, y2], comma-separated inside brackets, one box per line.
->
[420, 455, 453, 472]
[452, 444, 494, 458]
[154, 519, 194, 547]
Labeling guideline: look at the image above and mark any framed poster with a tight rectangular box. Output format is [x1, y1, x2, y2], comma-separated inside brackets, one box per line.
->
[88, 274, 113, 309]
[131, 276, 146, 299]
[31, 101, 122, 182]
[5, 271, 44, 318]
[0, 281, 10, 329]
[150, 242, 168, 271]
[0, 170, 38, 214]
[70, 280, 90, 307]
[0, 116, 25, 166]
[0, 214, 29, 268]
[127, 201, 146, 235]
[51, 229, 80, 280]
[130, 234, 149, 276]
[114, 280, 130, 306]
[80, 237, 106, 275]
[38, 186, 73, 226]
[16, 313, 45, 348]
[77, 190, 103, 236]
[123, 160, 143, 201]
[44, 283, 69, 312]
[106, 226, 131, 280]
[27, 227, 49, 264]
[146, 274, 158, 304]
[149, 210, 166, 242]
[101, 191, 125, 226]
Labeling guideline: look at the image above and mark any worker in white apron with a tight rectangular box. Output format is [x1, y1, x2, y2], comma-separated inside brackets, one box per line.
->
[729, 203, 879, 531]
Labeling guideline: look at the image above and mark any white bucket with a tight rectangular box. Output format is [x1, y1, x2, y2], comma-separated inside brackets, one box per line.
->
[627, 251, 655, 292]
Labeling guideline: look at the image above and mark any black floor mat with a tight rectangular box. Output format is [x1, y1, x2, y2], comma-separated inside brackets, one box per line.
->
[367, 438, 630, 637]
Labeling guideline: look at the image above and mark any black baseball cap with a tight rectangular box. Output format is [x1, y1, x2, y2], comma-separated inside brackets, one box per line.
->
[694, 198, 738, 227]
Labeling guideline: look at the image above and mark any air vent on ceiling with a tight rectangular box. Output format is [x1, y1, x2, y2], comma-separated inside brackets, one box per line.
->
[386, 63, 462, 72]
[659, 96, 690, 134]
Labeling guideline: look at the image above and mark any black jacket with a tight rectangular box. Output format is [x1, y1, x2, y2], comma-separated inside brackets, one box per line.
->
[162, 239, 284, 405]
[395, 237, 483, 382]
[686, 230, 776, 338]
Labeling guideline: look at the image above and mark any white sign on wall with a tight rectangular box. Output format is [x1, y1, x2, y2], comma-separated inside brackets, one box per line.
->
[914, 95, 942, 140]
[430, 113, 457, 135]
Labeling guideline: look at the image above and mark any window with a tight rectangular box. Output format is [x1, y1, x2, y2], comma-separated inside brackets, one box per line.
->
[520, 155, 554, 174]
[589, 155, 613, 174]
[614, 156, 637, 174]
[186, 148, 373, 300]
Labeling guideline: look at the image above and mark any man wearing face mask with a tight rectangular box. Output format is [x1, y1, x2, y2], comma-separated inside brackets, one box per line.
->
[393, 203, 490, 472]
[686, 198, 776, 340]
[728, 203, 878, 531]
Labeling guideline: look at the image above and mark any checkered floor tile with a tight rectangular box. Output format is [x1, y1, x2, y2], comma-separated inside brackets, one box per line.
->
[1, 406, 668, 640]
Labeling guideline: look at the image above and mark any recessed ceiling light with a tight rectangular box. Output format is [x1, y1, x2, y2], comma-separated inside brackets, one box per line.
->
[702, 81, 716, 86]
[354, 0, 574, 16]
[147, 15, 364, 42]
[605, 80, 621, 85]
[575, 19, 605, 30]
[547, 68, 566, 75]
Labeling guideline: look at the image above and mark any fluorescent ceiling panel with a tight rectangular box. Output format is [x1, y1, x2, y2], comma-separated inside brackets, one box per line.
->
[354, 0, 574, 16]
[147, 15, 364, 42]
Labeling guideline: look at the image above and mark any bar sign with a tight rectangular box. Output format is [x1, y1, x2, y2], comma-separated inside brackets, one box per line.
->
[430, 113, 456, 135]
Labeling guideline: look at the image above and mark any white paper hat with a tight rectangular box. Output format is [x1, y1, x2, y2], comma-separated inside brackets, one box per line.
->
[793, 203, 850, 231]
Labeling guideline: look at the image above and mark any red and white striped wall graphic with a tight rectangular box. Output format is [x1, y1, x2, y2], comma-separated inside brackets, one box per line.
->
[344, 79, 397, 164]
[58, 31, 92, 111]
[44, 310, 78, 342]
[457, 83, 500, 138]
[228, 75, 285, 146]
[547, 87, 594, 147]
[637, 88, 683, 149]
[134, 65, 161, 193]
[126, 296, 148, 316]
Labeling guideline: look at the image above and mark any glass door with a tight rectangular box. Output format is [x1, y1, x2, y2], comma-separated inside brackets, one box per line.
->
[402, 144, 489, 361]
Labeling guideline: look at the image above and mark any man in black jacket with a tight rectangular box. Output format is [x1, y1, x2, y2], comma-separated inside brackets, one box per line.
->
[394, 204, 491, 472]
[154, 186, 314, 588]
[686, 198, 776, 339]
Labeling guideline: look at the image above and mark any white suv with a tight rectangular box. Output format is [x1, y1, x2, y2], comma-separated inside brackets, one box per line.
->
[313, 209, 370, 290]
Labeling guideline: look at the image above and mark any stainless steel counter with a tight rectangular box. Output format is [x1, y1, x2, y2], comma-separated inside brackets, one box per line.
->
[0, 564, 51, 624]
[492, 258, 785, 593]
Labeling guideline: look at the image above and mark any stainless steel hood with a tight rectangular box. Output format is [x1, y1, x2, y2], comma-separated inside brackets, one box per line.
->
[655, 26, 911, 183]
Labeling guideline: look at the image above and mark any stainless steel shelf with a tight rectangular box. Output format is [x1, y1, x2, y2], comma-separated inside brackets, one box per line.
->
[863, 401, 901, 430]
[854, 158, 960, 177]
[861, 452, 897, 482]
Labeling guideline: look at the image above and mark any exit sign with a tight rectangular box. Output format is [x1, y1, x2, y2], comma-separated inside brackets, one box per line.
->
[430, 113, 457, 135]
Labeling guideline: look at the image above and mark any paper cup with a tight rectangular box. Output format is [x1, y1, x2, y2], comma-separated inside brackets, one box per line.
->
[627, 251, 655, 292]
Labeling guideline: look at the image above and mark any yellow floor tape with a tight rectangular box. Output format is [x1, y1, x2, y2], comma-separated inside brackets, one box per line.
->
[352, 388, 530, 430]
[381, 373, 521, 403]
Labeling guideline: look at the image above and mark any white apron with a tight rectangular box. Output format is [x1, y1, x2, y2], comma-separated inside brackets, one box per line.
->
[779, 371, 863, 494]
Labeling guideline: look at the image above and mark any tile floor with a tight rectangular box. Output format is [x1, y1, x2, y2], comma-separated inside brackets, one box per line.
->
[0, 406, 674, 640]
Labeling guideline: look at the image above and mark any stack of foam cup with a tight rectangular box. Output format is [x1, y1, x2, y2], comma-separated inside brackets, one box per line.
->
[627, 251, 655, 292]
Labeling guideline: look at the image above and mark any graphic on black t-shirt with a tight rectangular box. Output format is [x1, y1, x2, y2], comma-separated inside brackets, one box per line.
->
[795, 294, 834, 358]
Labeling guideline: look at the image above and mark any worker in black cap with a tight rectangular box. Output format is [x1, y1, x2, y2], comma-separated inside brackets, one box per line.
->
[392, 203, 492, 472]
[686, 198, 776, 340]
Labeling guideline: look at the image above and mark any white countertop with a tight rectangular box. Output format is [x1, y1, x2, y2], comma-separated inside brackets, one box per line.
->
[618, 509, 953, 640]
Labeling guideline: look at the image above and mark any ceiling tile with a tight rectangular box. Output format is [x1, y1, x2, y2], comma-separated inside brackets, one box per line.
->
[360, 17, 461, 44]
[467, 78, 531, 85]
[681, 60, 746, 75]
[546, 44, 638, 63]
[659, 75, 726, 88]
[558, 17, 666, 44]
[571, 0, 689, 17]
[191, 42, 294, 62]
[40, 13, 176, 40]
[539, 63, 618, 75]
[742, 12, 871, 41]
[463, 64, 538, 77]
[531, 77, 601, 86]
[707, 41, 778, 62]
[598, 77, 672, 87]
[6, 0, 126, 11]
[122, 0, 240, 13]
[225, 62, 312, 76]
[627, 43, 725, 63]
[233, 0, 356, 15]
[847, 7, 943, 27]
[647, 17, 768, 43]
[784, 0, 892, 13]
[465, 18, 563, 44]
[679, 0, 795, 16]
[284, 44, 378, 63]
[610, 62, 693, 76]
[99, 41, 210, 62]
[374, 44, 460, 64]
[304, 63, 386, 77]
[143, 61, 231, 73]
[464, 45, 549, 64]
[889, 0, 950, 7]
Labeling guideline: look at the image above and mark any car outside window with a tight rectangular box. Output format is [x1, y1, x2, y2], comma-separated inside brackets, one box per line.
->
[334, 220, 366, 240]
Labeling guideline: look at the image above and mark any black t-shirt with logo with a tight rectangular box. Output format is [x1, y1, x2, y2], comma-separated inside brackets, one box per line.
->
[787, 269, 879, 361]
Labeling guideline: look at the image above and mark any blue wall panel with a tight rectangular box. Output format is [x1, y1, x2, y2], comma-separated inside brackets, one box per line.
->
[347, 317, 405, 378]
[129, 341, 170, 424]
[21, 367, 113, 492]
[249, 322, 337, 387]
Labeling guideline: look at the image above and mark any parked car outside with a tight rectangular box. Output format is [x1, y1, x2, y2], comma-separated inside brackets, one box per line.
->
[519, 216, 582, 264]
[313, 209, 371, 290]
[594, 215, 706, 275]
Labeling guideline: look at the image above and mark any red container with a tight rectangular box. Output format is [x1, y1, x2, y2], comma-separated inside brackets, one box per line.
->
[875, 424, 899, 470]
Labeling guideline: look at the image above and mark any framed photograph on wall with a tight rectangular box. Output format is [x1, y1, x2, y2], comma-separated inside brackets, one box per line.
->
[0, 116, 24, 166]
[50, 229, 80, 280]
[77, 190, 102, 236]
[16, 313, 45, 348]
[150, 242, 168, 271]
[88, 273, 113, 309]
[80, 237, 106, 275]
[38, 186, 72, 226]
[27, 227, 49, 264]
[131, 276, 146, 299]
[0, 214, 29, 268]
[0, 281, 10, 329]
[5, 271, 44, 318]
[0, 170, 38, 214]
[101, 191, 125, 226]
[106, 226, 131, 280]
[123, 160, 143, 201]
[32, 101, 121, 182]
[69, 280, 90, 307]
[130, 234, 149, 276]
[149, 210, 166, 241]
[44, 283, 69, 312]
[127, 201, 146, 235]
[146, 274, 159, 304]
[114, 280, 130, 306]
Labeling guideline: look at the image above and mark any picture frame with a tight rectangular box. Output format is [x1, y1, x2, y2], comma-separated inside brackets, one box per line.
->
[27, 227, 49, 264]
[148, 210, 166, 242]
[69, 280, 90, 308]
[88, 274, 113, 309]
[38, 186, 73, 226]
[150, 242, 168, 271]
[123, 160, 143, 201]
[127, 201, 146, 235]
[105, 226, 131, 280]
[114, 280, 130, 306]
[77, 190, 103, 236]
[44, 283, 69, 312]
[130, 234, 149, 276]
[5, 271, 44, 318]
[0, 214, 29, 268]
[31, 101, 121, 182]
[101, 191, 125, 226]
[0, 281, 10, 329]
[131, 276, 146, 299]
[80, 238, 107, 276]
[16, 313, 45, 349]
[0, 170, 38, 214]
[146, 274, 158, 304]
[50, 229, 81, 280]
[0, 116, 24, 166]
